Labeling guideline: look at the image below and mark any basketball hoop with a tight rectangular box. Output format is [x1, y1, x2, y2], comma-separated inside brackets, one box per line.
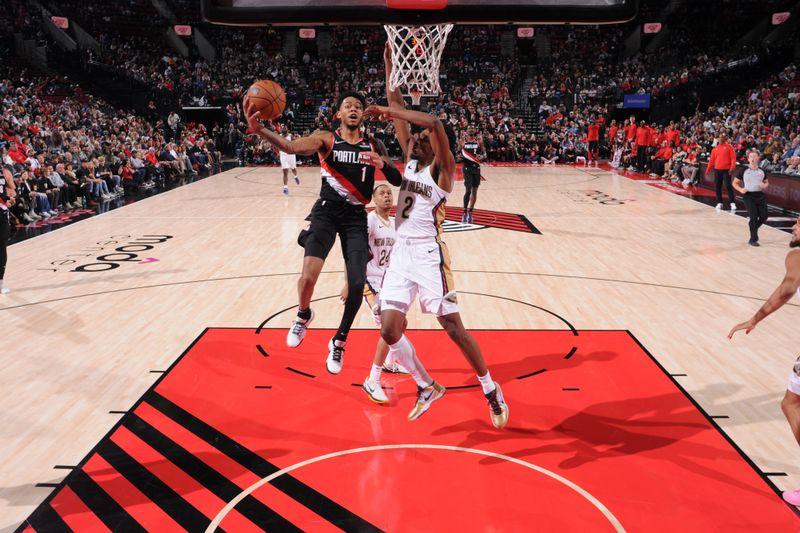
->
[384, 23, 453, 99]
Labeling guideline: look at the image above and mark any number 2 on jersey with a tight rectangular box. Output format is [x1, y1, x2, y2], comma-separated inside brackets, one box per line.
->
[401, 196, 414, 219]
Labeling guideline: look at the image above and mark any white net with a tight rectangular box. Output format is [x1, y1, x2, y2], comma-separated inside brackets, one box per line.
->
[383, 23, 454, 97]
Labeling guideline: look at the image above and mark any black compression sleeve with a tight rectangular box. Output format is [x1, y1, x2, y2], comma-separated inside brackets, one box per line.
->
[381, 161, 403, 186]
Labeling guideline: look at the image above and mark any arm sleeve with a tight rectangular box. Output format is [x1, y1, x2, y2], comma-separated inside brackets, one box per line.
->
[381, 161, 403, 186]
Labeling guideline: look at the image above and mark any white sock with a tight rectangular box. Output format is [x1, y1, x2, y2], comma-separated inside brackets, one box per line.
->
[369, 363, 382, 383]
[390, 335, 432, 388]
[477, 371, 495, 395]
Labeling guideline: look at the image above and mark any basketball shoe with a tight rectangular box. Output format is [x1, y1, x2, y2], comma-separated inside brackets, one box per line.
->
[294, 175, 300, 185]
[286, 309, 314, 348]
[408, 381, 446, 420]
[326, 338, 345, 374]
[484, 382, 509, 429]
[362, 377, 389, 404]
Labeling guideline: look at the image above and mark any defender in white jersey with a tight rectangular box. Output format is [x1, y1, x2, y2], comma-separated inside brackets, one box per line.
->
[356, 43, 510, 428]
[279, 132, 300, 195]
[729, 218, 800, 506]
[356, 184, 411, 404]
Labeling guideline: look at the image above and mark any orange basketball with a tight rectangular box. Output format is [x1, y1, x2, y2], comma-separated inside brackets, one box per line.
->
[246, 80, 286, 120]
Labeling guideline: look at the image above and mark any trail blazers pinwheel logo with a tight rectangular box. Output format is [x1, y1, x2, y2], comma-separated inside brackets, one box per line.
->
[374, 206, 541, 234]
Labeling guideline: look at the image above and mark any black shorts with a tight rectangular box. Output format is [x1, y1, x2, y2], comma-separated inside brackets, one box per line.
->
[303, 198, 368, 261]
[463, 166, 481, 188]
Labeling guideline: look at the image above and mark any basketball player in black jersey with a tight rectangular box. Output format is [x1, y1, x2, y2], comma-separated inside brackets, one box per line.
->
[0, 166, 17, 295]
[458, 128, 484, 224]
[245, 91, 403, 374]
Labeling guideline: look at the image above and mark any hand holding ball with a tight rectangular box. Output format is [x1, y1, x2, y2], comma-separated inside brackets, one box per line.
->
[245, 80, 286, 120]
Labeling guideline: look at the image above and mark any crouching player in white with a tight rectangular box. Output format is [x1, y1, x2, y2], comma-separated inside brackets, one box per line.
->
[362, 66, 509, 428]
[339, 183, 410, 404]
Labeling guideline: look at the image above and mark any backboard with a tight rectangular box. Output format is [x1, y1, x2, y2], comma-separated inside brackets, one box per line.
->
[201, 0, 639, 26]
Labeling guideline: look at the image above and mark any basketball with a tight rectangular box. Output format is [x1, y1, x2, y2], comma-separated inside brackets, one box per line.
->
[246, 80, 286, 120]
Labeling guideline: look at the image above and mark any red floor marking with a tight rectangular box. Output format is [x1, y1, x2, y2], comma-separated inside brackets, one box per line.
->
[83, 454, 184, 531]
[155, 328, 797, 531]
[108, 426, 258, 532]
[21, 328, 800, 531]
[133, 401, 336, 530]
[50, 486, 111, 532]
[135, 401, 262, 488]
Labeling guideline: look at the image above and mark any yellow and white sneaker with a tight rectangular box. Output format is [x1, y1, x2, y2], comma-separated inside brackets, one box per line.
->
[408, 381, 446, 421]
[484, 382, 509, 429]
[363, 378, 389, 404]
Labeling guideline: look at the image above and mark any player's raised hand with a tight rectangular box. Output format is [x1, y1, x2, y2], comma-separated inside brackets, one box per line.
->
[364, 105, 391, 121]
[728, 318, 757, 339]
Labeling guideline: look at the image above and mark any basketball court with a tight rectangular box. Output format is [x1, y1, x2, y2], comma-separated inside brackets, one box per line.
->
[4, 0, 800, 530]
[4, 163, 800, 531]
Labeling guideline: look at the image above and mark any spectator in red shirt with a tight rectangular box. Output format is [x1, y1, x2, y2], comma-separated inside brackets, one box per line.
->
[587, 121, 600, 165]
[665, 123, 680, 147]
[705, 133, 739, 210]
[635, 121, 651, 172]
[624, 117, 637, 143]
[651, 141, 673, 176]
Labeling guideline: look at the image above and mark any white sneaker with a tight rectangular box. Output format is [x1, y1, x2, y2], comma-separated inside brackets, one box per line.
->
[283, 186, 289, 195]
[286, 309, 314, 348]
[294, 176, 300, 185]
[715, 203, 723, 210]
[326, 338, 345, 374]
[28, 211, 41, 220]
[0, 287, 9, 295]
[41, 212, 51, 219]
[362, 377, 389, 404]
[48, 210, 58, 216]
[730, 203, 736, 211]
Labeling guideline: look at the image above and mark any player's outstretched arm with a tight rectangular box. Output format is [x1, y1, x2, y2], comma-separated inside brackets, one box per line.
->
[365, 105, 455, 190]
[369, 138, 403, 186]
[729, 249, 800, 338]
[383, 43, 411, 162]
[244, 97, 329, 155]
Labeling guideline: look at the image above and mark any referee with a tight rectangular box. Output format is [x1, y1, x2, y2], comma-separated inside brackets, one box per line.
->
[733, 149, 769, 246]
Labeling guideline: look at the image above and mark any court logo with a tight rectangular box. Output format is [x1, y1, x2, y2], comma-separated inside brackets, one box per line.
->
[558, 189, 635, 205]
[372, 206, 541, 234]
[42, 235, 174, 273]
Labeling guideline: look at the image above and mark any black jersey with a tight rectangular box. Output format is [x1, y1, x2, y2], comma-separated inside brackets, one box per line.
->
[0, 172, 8, 208]
[462, 138, 481, 168]
[319, 130, 376, 205]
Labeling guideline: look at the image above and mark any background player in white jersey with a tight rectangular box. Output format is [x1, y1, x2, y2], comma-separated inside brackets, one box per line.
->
[358, 44, 510, 428]
[279, 130, 300, 195]
[728, 218, 800, 505]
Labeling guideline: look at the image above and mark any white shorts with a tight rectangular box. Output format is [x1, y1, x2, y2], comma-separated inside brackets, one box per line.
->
[788, 357, 800, 395]
[363, 276, 383, 326]
[379, 237, 459, 317]
[280, 153, 296, 170]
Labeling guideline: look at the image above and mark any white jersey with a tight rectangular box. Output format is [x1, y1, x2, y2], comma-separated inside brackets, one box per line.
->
[366, 210, 395, 282]
[279, 133, 293, 157]
[395, 159, 449, 240]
